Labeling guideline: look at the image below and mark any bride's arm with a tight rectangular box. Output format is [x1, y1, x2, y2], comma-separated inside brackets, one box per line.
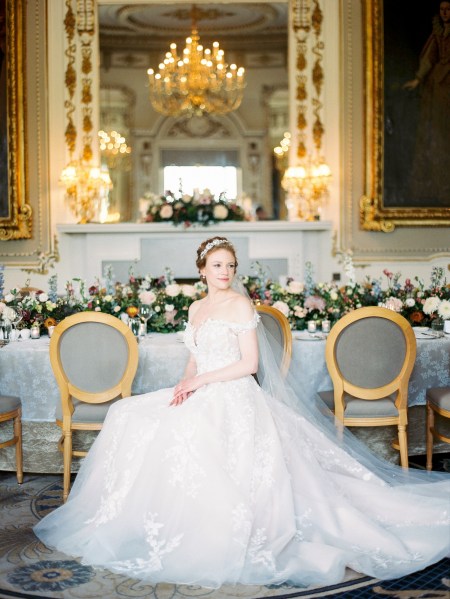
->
[183, 353, 198, 380]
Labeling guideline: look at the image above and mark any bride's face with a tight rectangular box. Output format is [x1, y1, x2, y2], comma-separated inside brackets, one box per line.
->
[201, 249, 236, 290]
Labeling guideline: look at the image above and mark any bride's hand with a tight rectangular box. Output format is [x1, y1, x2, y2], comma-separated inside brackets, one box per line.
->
[170, 390, 192, 406]
[170, 376, 203, 406]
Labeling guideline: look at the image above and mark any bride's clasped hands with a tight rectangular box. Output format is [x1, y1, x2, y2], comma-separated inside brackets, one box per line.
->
[171, 377, 199, 405]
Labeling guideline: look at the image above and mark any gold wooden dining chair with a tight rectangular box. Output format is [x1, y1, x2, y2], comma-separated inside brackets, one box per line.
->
[317, 306, 417, 468]
[426, 387, 450, 470]
[50, 311, 139, 501]
[255, 304, 292, 380]
[0, 395, 23, 483]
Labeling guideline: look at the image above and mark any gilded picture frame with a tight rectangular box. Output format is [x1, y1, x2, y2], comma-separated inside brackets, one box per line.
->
[0, 0, 32, 240]
[360, 0, 450, 232]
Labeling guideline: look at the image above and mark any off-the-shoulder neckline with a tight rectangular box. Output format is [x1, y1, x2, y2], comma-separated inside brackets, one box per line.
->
[187, 312, 259, 337]
[188, 311, 258, 329]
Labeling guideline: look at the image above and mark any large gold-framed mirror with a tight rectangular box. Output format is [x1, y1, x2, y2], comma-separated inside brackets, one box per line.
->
[0, 0, 32, 240]
[97, 1, 289, 222]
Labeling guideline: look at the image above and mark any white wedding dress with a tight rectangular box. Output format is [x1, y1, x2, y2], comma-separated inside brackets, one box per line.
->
[34, 314, 450, 588]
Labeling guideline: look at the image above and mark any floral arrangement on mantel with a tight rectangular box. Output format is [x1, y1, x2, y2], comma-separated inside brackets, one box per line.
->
[143, 189, 245, 227]
[0, 263, 449, 335]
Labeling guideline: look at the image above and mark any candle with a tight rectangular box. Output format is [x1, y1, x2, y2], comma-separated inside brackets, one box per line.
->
[321, 320, 330, 333]
[307, 321, 317, 333]
[30, 326, 40, 339]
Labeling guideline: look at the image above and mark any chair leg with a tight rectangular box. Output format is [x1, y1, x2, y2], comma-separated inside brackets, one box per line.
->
[426, 402, 434, 471]
[13, 412, 23, 484]
[397, 424, 409, 469]
[62, 430, 73, 502]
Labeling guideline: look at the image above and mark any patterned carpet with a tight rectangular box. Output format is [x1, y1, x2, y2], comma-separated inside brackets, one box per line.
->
[0, 466, 449, 599]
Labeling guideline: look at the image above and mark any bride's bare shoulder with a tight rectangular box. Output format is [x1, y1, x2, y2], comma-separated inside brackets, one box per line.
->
[188, 297, 206, 319]
[228, 293, 255, 322]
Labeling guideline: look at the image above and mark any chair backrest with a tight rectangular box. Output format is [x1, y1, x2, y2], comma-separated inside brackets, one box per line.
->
[255, 304, 292, 379]
[50, 312, 139, 411]
[325, 306, 417, 418]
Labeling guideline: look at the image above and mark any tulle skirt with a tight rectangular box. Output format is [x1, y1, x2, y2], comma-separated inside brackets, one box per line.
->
[34, 378, 450, 588]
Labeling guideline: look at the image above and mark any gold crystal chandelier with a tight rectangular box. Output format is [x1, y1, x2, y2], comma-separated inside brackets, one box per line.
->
[147, 5, 245, 117]
[60, 162, 112, 224]
[98, 129, 132, 170]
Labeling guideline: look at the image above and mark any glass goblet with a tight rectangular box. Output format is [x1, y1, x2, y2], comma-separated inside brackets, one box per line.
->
[139, 304, 152, 336]
[130, 317, 141, 337]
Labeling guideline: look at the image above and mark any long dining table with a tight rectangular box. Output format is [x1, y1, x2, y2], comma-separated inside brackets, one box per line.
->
[1, 331, 449, 473]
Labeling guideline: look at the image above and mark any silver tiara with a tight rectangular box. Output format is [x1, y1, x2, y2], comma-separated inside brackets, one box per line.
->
[199, 238, 233, 260]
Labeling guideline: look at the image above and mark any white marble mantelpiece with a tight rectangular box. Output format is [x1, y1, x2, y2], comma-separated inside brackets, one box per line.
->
[56, 221, 333, 285]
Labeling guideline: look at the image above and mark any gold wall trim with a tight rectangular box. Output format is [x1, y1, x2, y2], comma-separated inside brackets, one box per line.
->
[360, 0, 450, 232]
[1, 0, 54, 267]
[1, 0, 32, 240]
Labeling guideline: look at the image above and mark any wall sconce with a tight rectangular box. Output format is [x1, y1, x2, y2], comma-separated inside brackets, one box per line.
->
[281, 156, 331, 221]
[60, 160, 112, 224]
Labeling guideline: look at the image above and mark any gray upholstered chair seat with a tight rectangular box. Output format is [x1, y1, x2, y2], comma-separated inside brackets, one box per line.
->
[0, 395, 21, 412]
[426, 387, 450, 411]
[50, 312, 139, 500]
[318, 390, 398, 417]
[318, 307, 416, 468]
[56, 396, 123, 423]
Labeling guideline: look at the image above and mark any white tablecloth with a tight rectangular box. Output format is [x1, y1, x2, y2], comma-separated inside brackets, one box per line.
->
[1, 332, 449, 422]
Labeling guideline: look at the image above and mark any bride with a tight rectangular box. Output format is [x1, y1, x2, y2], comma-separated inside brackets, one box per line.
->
[34, 236, 450, 588]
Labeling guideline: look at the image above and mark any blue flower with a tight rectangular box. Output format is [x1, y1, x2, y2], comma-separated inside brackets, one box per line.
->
[8, 560, 95, 592]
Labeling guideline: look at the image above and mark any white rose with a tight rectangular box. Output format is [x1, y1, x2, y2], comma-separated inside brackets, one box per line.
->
[423, 296, 441, 315]
[181, 284, 196, 298]
[3, 306, 17, 321]
[330, 291, 338, 301]
[437, 299, 450, 320]
[165, 284, 181, 297]
[272, 300, 290, 318]
[104, 295, 113, 302]
[95, 306, 101, 312]
[159, 204, 174, 219]
[38, 292, 48, 302]
[294, 305, 307, 318]
[405, 297, 416, 307]
[182, 194, 192, 203]
[4, 294, 14, 303]
[213, 204, 228, 220]
[165, 304, 175, 312]
[113, 306, 121, 313]
[154, 306, 161, 313]
[139, 290, 156, 305]
[287, 281, 304, 294]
